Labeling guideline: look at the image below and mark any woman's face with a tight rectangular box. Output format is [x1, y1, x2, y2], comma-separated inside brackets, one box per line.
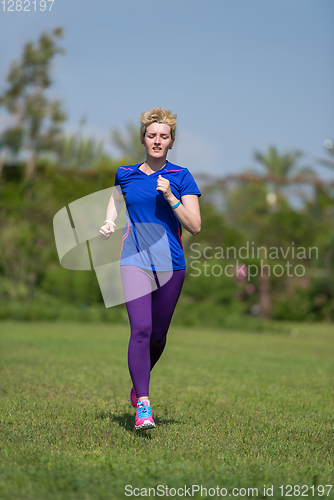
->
[143, 122, 174, 159]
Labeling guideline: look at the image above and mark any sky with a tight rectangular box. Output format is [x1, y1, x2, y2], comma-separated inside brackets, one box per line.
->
[0, 0, 333, 180]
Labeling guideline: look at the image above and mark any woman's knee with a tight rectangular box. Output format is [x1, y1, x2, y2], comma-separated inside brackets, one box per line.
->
[151, 328, 168, 345]
[131, 321, 152, 342]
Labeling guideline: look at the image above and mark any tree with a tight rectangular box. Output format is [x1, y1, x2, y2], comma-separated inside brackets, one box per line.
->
[254, 146, 302, 175]
[0, 27, 66, 179]
[54, 129, 104, 170]
[111, 123, 145, 164]
[212, 170, 321, 319]
[254, 146, 305, 200]
[0, 127, 24, 178]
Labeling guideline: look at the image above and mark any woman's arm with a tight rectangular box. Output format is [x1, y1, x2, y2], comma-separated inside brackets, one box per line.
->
[178, 194, 201, 235]
[156, 175, 201, 236]
[99, 187, 125, 239]
[174, 194, 201, 236]
[106, 187, 124, 222]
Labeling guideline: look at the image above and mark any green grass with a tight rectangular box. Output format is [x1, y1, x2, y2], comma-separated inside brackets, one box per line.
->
[0, 321, 333, 500]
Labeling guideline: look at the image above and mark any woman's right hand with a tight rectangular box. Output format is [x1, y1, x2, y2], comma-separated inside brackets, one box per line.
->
[99, 222, 115, 240]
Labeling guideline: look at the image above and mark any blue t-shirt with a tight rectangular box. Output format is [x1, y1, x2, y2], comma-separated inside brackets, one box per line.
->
[114, 161, 201, 271]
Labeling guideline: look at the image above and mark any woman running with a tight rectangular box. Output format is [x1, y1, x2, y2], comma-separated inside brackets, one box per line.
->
[100, 108, 201, 430]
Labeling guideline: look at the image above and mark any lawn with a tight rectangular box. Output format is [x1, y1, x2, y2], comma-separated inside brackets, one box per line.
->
[0, 321, 333, 499]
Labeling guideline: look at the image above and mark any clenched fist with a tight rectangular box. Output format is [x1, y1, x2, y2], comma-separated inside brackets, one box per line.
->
[156, 174, 173, 202]
[99, 222, 115, 240]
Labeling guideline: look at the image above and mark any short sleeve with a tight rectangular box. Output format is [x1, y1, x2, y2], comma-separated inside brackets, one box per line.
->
[114, 168, 122, 195]
[180, 170, 201, 198]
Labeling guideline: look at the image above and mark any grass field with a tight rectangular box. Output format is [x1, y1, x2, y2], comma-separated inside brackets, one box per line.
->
[0, 321, 333, 500]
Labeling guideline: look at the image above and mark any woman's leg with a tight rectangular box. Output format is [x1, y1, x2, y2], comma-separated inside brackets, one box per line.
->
[120, 266, 153, 398]
[121, 267, 185, 398]
[150, 269, 185, 369]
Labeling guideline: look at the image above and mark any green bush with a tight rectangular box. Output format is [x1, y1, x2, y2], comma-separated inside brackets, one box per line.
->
[272, 278, 334, 321]
[0, 292, 128, 323]
[40, 265, 103, 305]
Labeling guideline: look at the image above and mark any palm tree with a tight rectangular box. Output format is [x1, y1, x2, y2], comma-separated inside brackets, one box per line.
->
[111, 123, 145, 164]
[252, 147, 315, 319]
[254, 146, 303, 195]
[53, 133, 104, 169]
[254, 146, 317, 214]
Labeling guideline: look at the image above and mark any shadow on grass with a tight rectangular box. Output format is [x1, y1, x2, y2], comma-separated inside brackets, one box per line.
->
[96, 409, 179, 436]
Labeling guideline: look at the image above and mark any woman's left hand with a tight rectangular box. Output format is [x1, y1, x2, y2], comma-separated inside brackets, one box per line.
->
[156, 175, 173, 202]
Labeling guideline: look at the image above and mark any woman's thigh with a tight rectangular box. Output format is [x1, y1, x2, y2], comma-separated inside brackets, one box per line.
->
[151, 269, 185, 342]
[120, 265, 154, 303]
[120, 266, 155, 336]
[120, 266, 185, 340]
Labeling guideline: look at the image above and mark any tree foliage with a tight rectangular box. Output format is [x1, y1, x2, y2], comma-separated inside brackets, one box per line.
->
[0, 29, 333, 323]
[54, 134, 104, 170]
[111, 123, 145, 164]
[0, 27, 66, 178]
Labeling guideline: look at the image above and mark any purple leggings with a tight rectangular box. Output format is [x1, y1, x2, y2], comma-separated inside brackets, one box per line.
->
[120, 265, 185, 398]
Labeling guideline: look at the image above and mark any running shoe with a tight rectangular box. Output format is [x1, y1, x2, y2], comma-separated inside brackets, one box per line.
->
[129, 386, 137, 408]
[135, 401, 155, 430]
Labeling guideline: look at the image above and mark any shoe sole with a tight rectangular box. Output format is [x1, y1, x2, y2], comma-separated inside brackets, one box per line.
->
[135, 422, 156, 430]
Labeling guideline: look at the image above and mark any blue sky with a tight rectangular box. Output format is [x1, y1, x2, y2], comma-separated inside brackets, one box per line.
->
[0, 0, 333, 179]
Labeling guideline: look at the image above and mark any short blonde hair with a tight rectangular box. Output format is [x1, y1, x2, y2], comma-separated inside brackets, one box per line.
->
[139, 107, 177, 143]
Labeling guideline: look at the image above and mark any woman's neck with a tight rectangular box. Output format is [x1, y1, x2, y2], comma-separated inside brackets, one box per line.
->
[140, 155, 168, 174]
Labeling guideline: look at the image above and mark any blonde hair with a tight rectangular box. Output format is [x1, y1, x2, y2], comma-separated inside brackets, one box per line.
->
[139, 107, 177, 143]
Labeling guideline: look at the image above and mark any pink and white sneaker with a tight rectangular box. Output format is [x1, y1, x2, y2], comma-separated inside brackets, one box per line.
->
[135, 401, 155, 430]
[129, 386, 137, 408]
